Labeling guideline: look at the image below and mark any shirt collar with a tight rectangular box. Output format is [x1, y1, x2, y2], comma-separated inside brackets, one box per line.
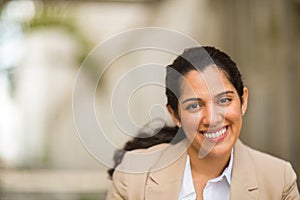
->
[178, 148, 234, 199]
[224, 148, 234, 184]
[207, 148, 234, 184]
[178, 155, 195, 199]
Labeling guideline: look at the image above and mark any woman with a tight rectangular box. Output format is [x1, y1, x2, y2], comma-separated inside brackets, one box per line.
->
[106, 46, 299, 199]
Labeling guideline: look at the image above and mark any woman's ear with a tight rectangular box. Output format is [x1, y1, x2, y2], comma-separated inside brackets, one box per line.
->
[167, 105, 181, 127]
[241, 87, 249, 115]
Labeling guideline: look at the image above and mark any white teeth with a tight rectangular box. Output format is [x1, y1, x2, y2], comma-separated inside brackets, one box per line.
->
[203, 127, 227, 139]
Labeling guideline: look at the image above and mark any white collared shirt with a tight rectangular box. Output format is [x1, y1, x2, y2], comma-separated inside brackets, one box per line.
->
[178, 149, 234, 200]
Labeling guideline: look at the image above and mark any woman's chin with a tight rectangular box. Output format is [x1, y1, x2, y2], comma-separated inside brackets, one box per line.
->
[206, 146, 232, 158]
[206, 138, 238, 157]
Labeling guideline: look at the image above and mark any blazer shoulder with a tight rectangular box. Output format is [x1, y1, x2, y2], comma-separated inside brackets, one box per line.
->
[244, 144, 288, 168]
[106, 143, 177, 200]
[232, 141, 299, 199]
[241, 143, 299, 197]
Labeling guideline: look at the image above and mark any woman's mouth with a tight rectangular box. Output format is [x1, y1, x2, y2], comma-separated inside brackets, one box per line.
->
[198, 126, 229, 141]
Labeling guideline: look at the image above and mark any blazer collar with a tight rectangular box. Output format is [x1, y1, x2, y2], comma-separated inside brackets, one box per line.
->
[230, 139, 259, 199]
[145, 139, 259, 199]
[145, 140, 188, 199]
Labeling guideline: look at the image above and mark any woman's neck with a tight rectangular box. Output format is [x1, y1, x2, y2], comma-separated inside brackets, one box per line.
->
[187, 146, 231, 180]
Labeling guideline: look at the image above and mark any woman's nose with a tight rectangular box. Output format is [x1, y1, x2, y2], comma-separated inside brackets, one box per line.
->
[202, 104, 224, 127]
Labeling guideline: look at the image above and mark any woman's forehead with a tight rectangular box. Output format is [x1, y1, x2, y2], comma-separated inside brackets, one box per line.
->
[179, 68, 234, 97]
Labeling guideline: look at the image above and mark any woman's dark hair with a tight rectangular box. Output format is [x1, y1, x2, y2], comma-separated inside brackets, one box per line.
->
[108, 46, 244, 178]
[166, 46, 244, 117]
[107, 126, 184, 178]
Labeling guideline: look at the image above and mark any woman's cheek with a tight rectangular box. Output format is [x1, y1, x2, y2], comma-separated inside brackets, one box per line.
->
[225, 105, 242, 121]
[181, 112, 201, 134]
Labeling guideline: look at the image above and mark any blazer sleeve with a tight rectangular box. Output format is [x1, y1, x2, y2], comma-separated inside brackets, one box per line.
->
[106, 170, 128, 200]
[282, 162, 300, 200]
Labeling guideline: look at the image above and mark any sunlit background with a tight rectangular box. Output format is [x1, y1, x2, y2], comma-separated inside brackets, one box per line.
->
[1, 0, 300, 199]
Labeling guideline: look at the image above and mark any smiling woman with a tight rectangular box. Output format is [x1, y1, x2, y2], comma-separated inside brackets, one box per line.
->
[106, 47, 300, 200]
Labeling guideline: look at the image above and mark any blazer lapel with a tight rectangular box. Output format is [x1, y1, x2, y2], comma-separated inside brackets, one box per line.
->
[145, 141, 188, 200]
[230, 140, 259, 199]
[143, 139, 259, 199]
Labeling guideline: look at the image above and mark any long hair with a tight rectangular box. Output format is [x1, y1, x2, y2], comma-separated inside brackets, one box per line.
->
[107, 126, 183, 179]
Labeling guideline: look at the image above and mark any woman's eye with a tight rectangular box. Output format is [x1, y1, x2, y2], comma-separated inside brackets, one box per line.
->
[219, 97, 232, 104]
[186, 103, 201, 111]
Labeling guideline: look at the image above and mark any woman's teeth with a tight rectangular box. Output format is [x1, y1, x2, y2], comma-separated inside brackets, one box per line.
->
[203, 127, 226, 139]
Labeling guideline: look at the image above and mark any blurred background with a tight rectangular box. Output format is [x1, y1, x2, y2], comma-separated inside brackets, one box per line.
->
[0, 0, 300, 199]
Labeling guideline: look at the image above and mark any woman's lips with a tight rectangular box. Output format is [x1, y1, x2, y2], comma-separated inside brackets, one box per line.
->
[198, 126, 229, 142]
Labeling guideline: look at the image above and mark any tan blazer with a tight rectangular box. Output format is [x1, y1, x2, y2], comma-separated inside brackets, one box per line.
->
[106, 140, 300, 199]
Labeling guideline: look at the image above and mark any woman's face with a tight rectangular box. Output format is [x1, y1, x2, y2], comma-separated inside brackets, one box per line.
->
[169, 67, 248, 158]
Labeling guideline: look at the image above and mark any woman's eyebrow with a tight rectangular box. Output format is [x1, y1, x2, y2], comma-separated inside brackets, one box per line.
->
[215, 90, 235, 98]
[181, 91, 234, 104]
[181, 98, 203, 104]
